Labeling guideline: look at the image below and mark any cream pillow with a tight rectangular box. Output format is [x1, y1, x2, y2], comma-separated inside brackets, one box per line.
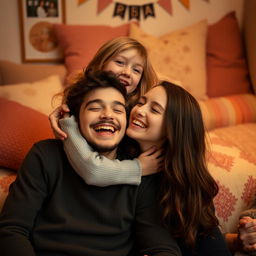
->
[0, 75, 63, 115]
[207, 127, 256, 233]
[129, 21, 208, 100]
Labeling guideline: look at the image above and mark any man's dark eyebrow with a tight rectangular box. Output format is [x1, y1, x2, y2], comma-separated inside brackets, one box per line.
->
[84, 99, 102, 108]
[113, 101, 126, 108]
[84, 99, 126, 109]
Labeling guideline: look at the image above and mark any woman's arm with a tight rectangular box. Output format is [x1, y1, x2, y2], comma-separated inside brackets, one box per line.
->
[59, 116, 142, 186]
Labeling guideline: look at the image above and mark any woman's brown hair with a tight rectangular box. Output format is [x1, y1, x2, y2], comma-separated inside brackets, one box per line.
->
[159, 81, 219, 249]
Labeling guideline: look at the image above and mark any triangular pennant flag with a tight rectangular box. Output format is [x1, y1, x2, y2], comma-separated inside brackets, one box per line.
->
[179, 0, 190, 10]
[97, 0, 113, 14]
[113, 3, 127, 19]
[157, 0, 172, 15]
[143, 3, 155, 19]
[78, 0, 90, 5]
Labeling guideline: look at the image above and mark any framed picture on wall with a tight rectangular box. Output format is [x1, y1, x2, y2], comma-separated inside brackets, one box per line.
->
[18, 0, 65, 62]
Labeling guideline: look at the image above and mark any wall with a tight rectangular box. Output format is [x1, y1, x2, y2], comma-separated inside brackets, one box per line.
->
[0, 0, 245, 63]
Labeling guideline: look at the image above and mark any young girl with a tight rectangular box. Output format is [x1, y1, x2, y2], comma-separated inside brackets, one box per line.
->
[50, 36, 158, 140]
[50, 36, 162, 183]
[59, 79, 231, 255]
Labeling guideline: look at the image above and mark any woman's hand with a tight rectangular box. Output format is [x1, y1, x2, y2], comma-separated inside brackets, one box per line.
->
[238, 216, 256, 252]
[138, 146, 164, 176]
[49, 104, 70, 140]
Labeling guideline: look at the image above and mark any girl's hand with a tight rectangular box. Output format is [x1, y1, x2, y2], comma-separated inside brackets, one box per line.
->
[138, 146, 164, 176]
[49, 104, 70, 140]
[238, 216, 256, 252]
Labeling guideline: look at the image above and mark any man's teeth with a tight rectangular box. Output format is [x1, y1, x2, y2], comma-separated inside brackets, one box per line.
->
[95, 125, 115, 132]
[133, 120, 146, 128]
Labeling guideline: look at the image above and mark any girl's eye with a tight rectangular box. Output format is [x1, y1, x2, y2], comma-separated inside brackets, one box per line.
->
[115, 60, 124, 65]
[133, 68, 142, 74]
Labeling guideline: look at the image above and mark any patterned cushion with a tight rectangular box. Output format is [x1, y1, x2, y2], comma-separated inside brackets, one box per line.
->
[0, 75, 63, 115]
[129, 20, 208, 100]
[0, 168, 16, 212]
[207, 123, 256, 233]
[199, 94, 256, 131]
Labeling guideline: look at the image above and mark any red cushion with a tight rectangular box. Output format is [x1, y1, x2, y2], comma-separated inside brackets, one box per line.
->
[0, 98, 54, 171]
[207, 11, 252, 97]
[53, 23, 130, 76]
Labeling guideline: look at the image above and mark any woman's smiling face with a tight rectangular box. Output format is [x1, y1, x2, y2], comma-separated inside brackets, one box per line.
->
[126, 85, 167, 151]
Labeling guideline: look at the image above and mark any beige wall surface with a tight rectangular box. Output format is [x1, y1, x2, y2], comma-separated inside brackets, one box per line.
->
[0, 0, 245, 64]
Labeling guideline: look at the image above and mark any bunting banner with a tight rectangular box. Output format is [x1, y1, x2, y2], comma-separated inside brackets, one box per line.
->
[77, 1, 210, 17]
[113, 3, 155, 20]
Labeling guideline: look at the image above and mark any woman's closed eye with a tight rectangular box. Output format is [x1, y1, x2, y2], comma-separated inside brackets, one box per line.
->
[151, 107, 161, 114]
[115, 60, 124, 65]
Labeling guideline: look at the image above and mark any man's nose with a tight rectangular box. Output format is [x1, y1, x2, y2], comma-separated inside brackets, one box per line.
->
[100, 107, 113, 119]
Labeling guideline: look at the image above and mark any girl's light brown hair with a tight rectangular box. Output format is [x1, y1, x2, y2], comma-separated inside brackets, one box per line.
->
[67, 37, 158, 108]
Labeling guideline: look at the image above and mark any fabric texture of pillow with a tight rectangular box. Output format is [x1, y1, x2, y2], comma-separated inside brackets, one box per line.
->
[207, 11, 252, 97]
[0, 168, 16, 211]
[129, 21, 208, 100]
[53, 23, 130, 76]
[0, 60, 67, 85]
[198, 94, 256, 131]
[207, 125, 256, 233]
[0, 98, 54, 171]
[0, 75, 63, 116]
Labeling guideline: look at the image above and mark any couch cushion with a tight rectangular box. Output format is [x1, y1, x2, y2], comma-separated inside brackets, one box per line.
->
[207, 11, 252, 97]
[207, 124, 256, 233]
[53, 23, 130, 77]
[129, 20, 208, 100]
[198, 94, 256, 131]
[0, 98, 54, 171]
[0, 168, 16, 212]
[0, 60, 66, 85]
[0, 75, 63, 116]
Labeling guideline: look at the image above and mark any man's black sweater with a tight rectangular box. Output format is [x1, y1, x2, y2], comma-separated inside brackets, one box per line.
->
[0, 139, 180, 256]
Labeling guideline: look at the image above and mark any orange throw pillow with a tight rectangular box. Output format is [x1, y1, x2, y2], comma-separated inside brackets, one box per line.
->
[53, 23, 130, 77]
[207, 11, 252, 97]
[0, 98, 54, 171]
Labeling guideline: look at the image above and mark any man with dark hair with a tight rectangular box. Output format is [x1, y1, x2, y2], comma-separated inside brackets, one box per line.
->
[0, 71, 181, 256]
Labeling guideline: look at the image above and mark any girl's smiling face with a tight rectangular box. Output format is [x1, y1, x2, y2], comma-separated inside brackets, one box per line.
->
[126, 85, 167, 151]
[103, 48, 144, 95]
